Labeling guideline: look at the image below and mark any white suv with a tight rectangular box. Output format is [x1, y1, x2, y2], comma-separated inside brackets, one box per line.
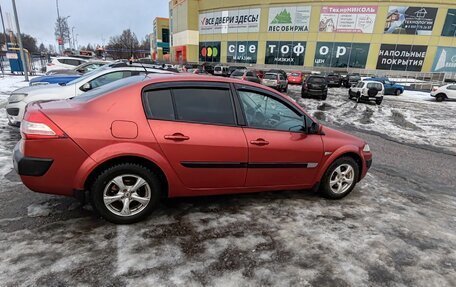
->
[430, 84, 456, 102]
[349, 80, 384, 105]
[46, 57, 89, 73]
[6, 64, 173, 126]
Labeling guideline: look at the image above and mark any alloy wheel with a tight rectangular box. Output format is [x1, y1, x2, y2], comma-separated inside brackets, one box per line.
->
[103, 174, 151, 217]
[329, 164, 355, 194]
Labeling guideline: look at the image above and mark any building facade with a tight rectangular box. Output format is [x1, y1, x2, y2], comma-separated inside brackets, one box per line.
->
[151, 17, 170, 61]
[169, 0, 456, 76]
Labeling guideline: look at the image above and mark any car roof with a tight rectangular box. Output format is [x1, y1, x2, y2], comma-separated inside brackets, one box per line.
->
[55, 56, 88, 60]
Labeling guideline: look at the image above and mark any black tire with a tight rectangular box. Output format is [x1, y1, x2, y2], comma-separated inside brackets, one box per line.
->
[320, 157, 359, 199]
[436, 94, 445, 102]
[321, 93, 327, 100]
[302, 91, 308, 98]
[395, 89, 402, 96]
[376, 99, 383, 105]
[348, 90, 353, 99]
[90, 163, 162, 224]
[283, 85, 288, 93]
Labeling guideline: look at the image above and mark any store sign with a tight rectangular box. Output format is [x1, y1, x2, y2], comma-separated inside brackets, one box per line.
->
[384, 6, 437, 35]
[267, 6, 311, 32]
[432, 47, 456, 73]
[199, 42, 221, 63]
[199, 8, 260, 34]
[319, 6, 377, 33]
[376, 44, 427, 71]
[314, 42, 370, 68]
[265, 41, 306, 65]
[227, 41, 257, 64]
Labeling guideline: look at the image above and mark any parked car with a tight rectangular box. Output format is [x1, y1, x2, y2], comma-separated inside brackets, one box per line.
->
[230, 69, 261, 83]
[364, 77, 404, 96]
[13, 74, 372, 224]
[6, 63, 172, 126]
[349, 80, 384, 105]
[288, 71, 304, 85]
[214, 65, 230, 77]
[46, 57, 89, 73]
[325, 73, 342, 87]
[229, 66, 247, 75]
[267, 69, 288, 81]
[342, 73, 361, 88]
[301, 75, 328, 100]
[29, 74, 81, 86]
[261, 72, 288, 92]
[430, 84, 456, 102]
[45, 60, 110, 75]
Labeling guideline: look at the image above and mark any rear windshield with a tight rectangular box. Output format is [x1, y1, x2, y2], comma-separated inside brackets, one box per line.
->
[214, 67, 221, 71]
[231, 70, 244, 77]
[309, 77, 326, 83]
[71, 75, 146, 102]
[349, 75, 361, 81]
[264, 73, 277, 80]
[291, 73, 300, 76]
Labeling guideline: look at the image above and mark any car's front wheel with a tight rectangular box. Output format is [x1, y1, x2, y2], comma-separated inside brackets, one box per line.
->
[320, 157, 359, 199]
[395, 89, 402, 96]
[90, 163, 162, 224]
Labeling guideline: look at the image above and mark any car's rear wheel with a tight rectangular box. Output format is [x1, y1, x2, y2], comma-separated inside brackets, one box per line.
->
[320, 157, 359, 199]
[90, 163, 161, 224]
[321, 93, 327, 100]
[376, 99, 383, 105]
[436, 93, 446, 102]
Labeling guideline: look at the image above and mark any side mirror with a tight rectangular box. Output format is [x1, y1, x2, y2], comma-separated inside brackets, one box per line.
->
[307, 121, 320, 134]
[80, 82, 92, 92]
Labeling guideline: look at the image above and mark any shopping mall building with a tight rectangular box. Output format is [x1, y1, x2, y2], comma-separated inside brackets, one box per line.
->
[169, 0, 456, 76]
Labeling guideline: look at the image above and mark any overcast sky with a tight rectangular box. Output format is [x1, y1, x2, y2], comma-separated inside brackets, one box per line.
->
[1, 0, 169, 48]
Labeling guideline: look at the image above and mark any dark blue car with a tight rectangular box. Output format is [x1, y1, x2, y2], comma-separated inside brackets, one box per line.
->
[365, 77, 404, 96]
[30, 74, 81, 86]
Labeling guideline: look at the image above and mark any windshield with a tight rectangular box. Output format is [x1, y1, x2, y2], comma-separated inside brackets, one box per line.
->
[291, 73, 300, 77]
[71, 75, 146, 102]
[65, 65, 111, 85]
[231, 70, 244, 77]
[264, 73, 277, 80]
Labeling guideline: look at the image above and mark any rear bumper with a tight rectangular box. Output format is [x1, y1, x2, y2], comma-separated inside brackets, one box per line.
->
[303, 89, 327, 96]
[13, 138, 95, 197]
[13, 144, 53, 176]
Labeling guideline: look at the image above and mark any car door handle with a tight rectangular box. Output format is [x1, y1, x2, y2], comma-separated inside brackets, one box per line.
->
[250, 139, 269, 146]
[164, 133, 190, 141]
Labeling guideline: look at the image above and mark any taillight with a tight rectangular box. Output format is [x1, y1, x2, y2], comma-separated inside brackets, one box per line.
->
[242, 75, 246, 80]
[21, 111, 66, 140]
[47, 63, 54, 66]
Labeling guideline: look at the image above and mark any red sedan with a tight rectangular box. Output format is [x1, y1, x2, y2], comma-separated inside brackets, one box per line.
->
[288, 71, 304, 85]
[14, 74, 372, 224]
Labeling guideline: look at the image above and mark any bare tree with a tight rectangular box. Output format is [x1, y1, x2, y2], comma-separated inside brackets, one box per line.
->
[38, 43, 47, 53]
[106, 29, 140, 59]
[54, 16, 70, 48]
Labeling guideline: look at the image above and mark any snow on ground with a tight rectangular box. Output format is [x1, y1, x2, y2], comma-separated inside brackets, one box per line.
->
[0, 75, 33, 189]
[288, 85, 456, 154]
[1, 172, 455, 286]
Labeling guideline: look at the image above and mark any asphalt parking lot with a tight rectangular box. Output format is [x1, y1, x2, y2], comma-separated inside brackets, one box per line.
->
[1, 81, 455, 286]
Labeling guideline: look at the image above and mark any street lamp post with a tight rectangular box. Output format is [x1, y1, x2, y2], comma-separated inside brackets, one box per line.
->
[11, 0, 28, 81]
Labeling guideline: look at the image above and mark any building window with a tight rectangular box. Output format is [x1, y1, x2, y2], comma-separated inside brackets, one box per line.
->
[442, 9, 456, 37]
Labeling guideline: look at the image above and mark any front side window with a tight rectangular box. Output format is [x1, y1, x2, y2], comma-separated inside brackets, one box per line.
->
[238, 90, 304, 132]
[89, 71, 132, 89]
[173, 88, 235, 125]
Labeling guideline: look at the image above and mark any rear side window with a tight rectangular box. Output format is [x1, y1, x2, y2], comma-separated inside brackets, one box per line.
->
[173, 88, 235, 125]
[246, 71, 254, 77]
[143, 89, 175, 120]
